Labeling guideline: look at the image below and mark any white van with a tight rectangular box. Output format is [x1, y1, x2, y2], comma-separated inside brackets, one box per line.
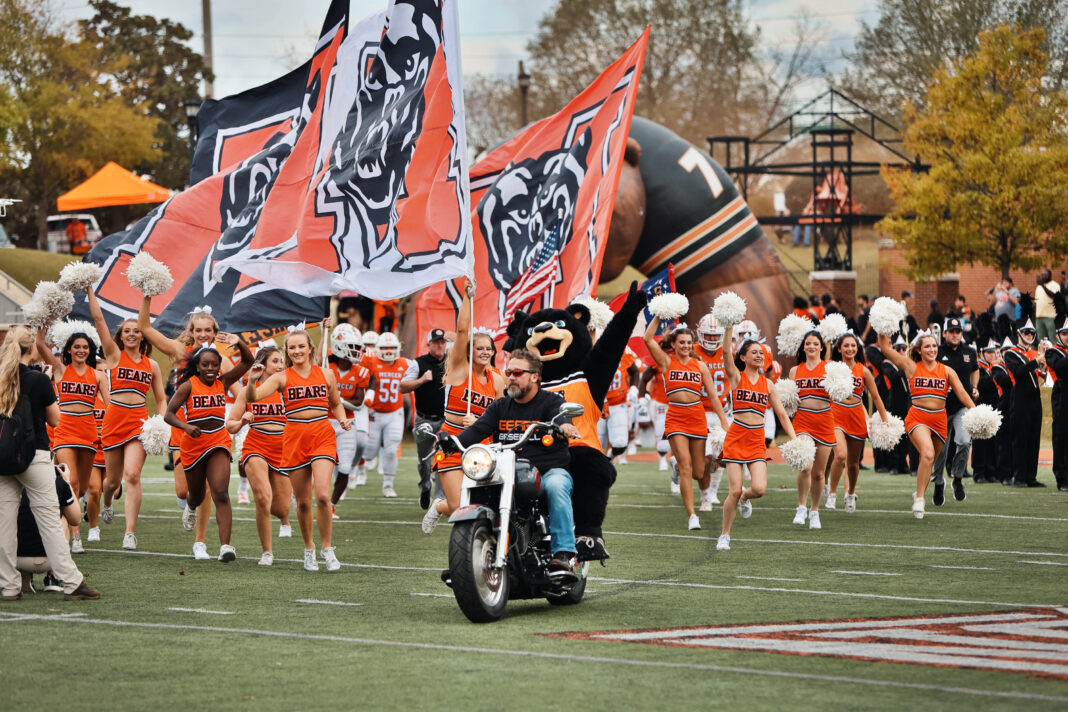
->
[46, 214, 103, 254]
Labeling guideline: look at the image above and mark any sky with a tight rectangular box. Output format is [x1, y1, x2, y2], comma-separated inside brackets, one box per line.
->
[57, 0, 877, 101]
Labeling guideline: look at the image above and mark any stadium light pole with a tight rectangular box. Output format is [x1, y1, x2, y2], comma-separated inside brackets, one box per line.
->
[517, 60, 531, 127]
[183, 99, 201, 172]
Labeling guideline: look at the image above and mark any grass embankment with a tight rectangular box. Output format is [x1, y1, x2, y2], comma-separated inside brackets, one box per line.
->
[0, 247, 79, 290]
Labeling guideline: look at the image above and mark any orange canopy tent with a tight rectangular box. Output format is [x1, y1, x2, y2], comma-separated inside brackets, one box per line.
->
[56, 161, 171, 211]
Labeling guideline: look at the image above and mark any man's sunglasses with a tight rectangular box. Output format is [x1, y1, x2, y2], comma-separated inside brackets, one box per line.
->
[504, 368, 533, 378]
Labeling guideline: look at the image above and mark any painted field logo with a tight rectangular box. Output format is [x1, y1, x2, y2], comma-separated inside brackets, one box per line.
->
[551, 607, 1068, 680]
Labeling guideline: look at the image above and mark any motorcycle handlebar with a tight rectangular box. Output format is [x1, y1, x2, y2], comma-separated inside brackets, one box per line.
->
[437, 420, 563, 456]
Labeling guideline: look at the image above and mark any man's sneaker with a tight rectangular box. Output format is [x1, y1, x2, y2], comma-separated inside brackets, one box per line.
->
[809, 510, 822, 530]
[658, 456, 668, 472]
[42, 572, 63, 592]
[382, 486, 398, 498]
[670, 481, 681, 495]
[627, 442, 638, 456]
[63, 582, 100, 601]
[952, 477, 966, 502]
[826, 492, 837, 510]
[322, 546, 341, 572]
[716, 534, 731, 551]
[422, 501, 444, 534]
[709, 490, 721, 505]
[192, 542, 210, 560]
[575, 535, 610, 562]
[331, 505, 340, 520]
[912, 495, 926, 519]
[100, 504, 113, 524]
[71, 537, 84, 554]
[844, 493, 857, 514]
[122, 532, 137, 550]
[237, 491, 250, 505]
[617, 455, 628, 465]
[933, 482, 945, 506]
[303, 549, 319, 572]
[354, 466, 367, 486]
[278, 524, 292, 538]
[547, 552, 578, 583]
[218, 544, 236, 563]
[258, 552, 274, 566]
[347, 475, 357, 490]
[698, 491, 714, 512]
[687, 514, 701, 530]
[182, 504, 197, 532]
[738, 497, 753, 519]
[87, 527, 100, 542]
[792, 505, 808, 525]
[670, 462, 680, 486]
[21, 573, 35, 595]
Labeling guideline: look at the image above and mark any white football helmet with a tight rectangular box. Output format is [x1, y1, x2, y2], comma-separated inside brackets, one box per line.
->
[330, 324, 362, 362]
[376, 332, 400, 363]
[735, 319, 761, 343]
[361, 330, 379, 357]
[696, 313, 725, 352]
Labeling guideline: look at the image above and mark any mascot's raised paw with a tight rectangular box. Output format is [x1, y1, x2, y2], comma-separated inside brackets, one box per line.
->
[623, 280, 648, 313]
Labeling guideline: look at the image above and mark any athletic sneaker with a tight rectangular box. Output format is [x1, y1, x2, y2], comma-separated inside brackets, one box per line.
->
[670, 481, 681, 495]
[698, 490, 714, 512]
[738, 497, 752, 519]
[844, 493, 857, 514]
[826, 492, 837, 510]
[354, 465, 367, 485]
[792, 505, 808, 525]
[181, 504, 197, 532]
[670, 462, 680, 486]
[100, 504, 113, 524]
[42, 572, 63, 592]
[278, 524, 292, 538]
[63, 582, 100, 601]
[687, 514, 701, 530]
[809, 510, 822, 530]
[347, 475, 357, 490]
[303, 549, 319, 572]
[822, 483, 830, 501]
[933, 482, 945, 506]
[237, 490, 250, 505]
[627, 442, 637, 456]
[71, 537, 84, 554]
[708, 489, 721, 505]
[382, 486, 398, 498]
[952, 477, 966, 502]
[192, 541, 210, 560]
[367, 456, 379, 471]
[547, 552, 578, 583]
[87, 527, 100, 542]
[657, 456, 668, 472]
[912, 495, 926, 519]
[218, 544, 236, 563]
[422, 500, 444, 534]
[258, 552, 274, 566]
[331, 505, 340, 520]
[716, 534, 731, 551]
[322, 546, 341, 572]
[122, 532, 137, 550]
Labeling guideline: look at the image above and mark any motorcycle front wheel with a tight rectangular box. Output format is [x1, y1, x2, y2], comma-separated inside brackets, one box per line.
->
[449, 520, 509, 623]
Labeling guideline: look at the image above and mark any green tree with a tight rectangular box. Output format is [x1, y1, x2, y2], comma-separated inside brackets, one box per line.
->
[79, 0, 212, 189]
[879, 26, 1068, 280]
[0, 0, 161, 249]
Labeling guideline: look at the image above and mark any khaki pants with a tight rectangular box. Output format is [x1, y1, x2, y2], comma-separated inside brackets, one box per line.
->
[0, 450, 84, 596]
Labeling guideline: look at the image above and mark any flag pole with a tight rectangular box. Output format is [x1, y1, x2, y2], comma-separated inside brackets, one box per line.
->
[466, 280, 475, 417]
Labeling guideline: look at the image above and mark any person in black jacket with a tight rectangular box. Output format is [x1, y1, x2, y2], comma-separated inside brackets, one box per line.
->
[1003, 317, 1046, 487]
[971, 339, 1002, 483]
[1045, 313, 1068, 491]
[880, 334, 912, 474]
[929, 317, 979, 504]
[401, 328, 448, 509]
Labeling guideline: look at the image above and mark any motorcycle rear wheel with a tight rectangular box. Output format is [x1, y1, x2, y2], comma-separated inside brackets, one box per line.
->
[546, 561, 589, 606]
[449, 520, 508, 623]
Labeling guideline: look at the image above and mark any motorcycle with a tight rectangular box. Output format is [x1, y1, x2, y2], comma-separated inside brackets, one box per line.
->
[415, 403, 589, 623]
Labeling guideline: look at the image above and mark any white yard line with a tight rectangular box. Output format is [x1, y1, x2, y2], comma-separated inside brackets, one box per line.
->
[1018, 560, 1068, 567]
[832, 571, 903, 577]
[610, 501, 1068, 522]
[168, 607, 233, 615]
[929, 565, 995, 571]
[3, 612, 1064, 704]
[735, 576, 804, 582]
[294, 599, 362, 607]
[410, 593, 451, 598]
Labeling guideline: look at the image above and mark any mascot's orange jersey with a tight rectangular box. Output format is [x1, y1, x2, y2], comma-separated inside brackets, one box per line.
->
[605, 349, 637, 406]
[543, 373, 602, 452]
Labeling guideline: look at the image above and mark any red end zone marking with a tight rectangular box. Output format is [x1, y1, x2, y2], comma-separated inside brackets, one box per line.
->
[546, 607, 1068, 681]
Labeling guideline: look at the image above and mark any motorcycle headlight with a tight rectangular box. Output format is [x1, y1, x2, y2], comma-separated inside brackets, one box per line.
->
[461, 446, 496, 481]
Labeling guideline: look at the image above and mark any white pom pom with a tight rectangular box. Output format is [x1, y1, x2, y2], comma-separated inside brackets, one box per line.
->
[126, 251, 173, 297]
[139, 415, 171, 456]
[819, 313, 848, 343]
[777, 314, 814, 356]
[24, 281, 74, 328]
[573, 295, 613, 331]
[648, 292, 689, 320]
[707, 424, 727, 455]
[822, 361, 855, 403]
[867, 414, 905, 451]
[47, 320, 100, 350]
[712, 291, 746, 328]
[869, 297, 906, 336]
[961, 404, 1002, 440]
[232, 427, 247, 457]
[780, 435, 816, 471]
[57, 262, 103, 292]
[774, 378, 800, 417]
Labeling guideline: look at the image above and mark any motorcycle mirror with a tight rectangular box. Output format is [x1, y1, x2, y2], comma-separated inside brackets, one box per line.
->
[558, 402, 584, 419]
[413, 423, 436, 442]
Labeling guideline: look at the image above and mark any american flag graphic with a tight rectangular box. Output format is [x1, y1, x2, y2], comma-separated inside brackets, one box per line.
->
[500, 216, 562, 326]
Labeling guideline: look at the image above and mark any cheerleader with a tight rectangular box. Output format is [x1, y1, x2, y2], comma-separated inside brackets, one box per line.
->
[165, 337, 252, 561]
[717, 330, 798, 550]
[879, 331, 975, 518]
[825, 332, 888, 513]
[422, 280, 505, 534]
[363, 332, 409, 498]
[87, 291, 167, 551]
[788, 331, 835, 529]
[644, 317, 728, 530]
[326, 325, 369, 511]
[246, 328, 350, 571]
[33, 328, 109, 552]
[226, 346, 294, 564]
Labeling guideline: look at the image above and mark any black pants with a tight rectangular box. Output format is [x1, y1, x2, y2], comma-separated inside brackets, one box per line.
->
[1053, 385, 1066, 487]
[1010, 391, 1042, 485]
[995, 400, 1013, 482]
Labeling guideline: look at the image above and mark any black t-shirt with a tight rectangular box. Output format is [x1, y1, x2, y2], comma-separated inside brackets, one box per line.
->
[17, 472, 74, 557]
[412, 353, 445, 418]
[18, 364, 56, 450]
[456, 388, 571, 472]
[938, 342, 978, 415]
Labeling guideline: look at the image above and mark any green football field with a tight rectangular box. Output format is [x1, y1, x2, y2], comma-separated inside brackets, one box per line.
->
[5, 450, 1067, 710]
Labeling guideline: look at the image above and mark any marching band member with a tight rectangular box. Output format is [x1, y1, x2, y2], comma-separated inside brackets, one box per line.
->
[1045, 313, 1068, 491]
[1003, 315, 1046, 487]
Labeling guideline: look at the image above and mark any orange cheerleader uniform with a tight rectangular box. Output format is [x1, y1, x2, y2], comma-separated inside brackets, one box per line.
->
[721, 371, 770, 464]
[54, 365, 99, 452]
[280, 365, 336, 471]
[93, 395, 106, 470]
[831, 362, 868, 441]
[662, 355, 708, 439]
[179, 376, 232, 470]
[905, 360, 950, 442]
[102, 351, 153, 450]
[792, 360, 836, 447]
[241, 389, 286, 472]
[436, 374, 498, 475]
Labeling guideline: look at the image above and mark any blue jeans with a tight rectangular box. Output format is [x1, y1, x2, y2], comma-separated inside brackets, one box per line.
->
[541, 467, 575, 555]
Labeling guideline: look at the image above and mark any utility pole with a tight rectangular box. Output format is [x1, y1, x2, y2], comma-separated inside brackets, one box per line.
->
[202, 0, 214, 98]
